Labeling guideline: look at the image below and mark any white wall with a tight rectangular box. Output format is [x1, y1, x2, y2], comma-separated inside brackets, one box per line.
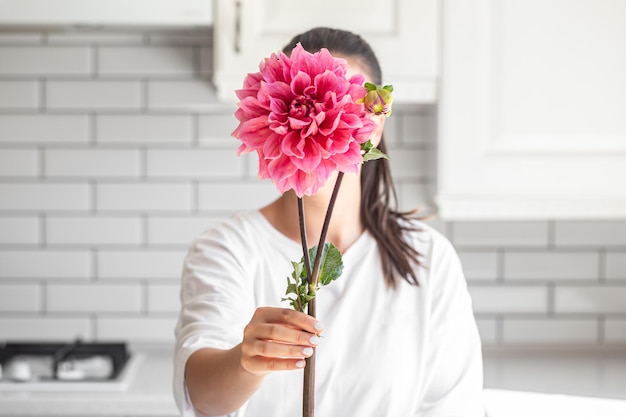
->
[0, 28, 624, 346]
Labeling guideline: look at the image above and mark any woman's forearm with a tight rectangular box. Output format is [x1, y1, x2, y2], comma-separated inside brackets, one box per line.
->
[185, 345, 264, 416]
[184, 307, 320, 415]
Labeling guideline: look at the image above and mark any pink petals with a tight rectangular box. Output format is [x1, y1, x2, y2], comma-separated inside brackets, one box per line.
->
[232, 43, 376, 197]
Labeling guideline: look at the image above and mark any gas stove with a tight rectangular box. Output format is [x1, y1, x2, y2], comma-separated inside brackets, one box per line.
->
[0, 340, 143, 391]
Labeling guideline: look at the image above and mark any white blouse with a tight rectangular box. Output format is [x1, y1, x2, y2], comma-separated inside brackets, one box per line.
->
[174, 210, 485, 417]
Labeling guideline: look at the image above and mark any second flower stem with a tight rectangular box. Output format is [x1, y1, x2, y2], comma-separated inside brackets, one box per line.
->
[298, 172, 345, 417]
[310, 172, 344, 288]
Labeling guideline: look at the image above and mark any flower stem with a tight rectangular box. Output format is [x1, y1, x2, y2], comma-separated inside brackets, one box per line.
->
[303, 313, 315, 417]
[300, 172, 345, 417]
[297, 197, 313, 288]
[298, 197, 315, 417]
[310, 172, 344, 288]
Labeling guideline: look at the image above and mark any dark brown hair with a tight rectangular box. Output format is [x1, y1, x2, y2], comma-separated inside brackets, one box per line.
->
[283, 27, 421, 288]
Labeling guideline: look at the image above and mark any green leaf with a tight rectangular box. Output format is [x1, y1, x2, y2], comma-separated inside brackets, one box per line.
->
[318, 243, 343, 286]
[362, 147, 390, 161]
[291, 261, 304, 280]
[285, 243, 344, 312]
[285, 281, 297, 295]
[361, 139, 389, 161]
[307, 245, 318, 264]
[383, 84, 394, 93]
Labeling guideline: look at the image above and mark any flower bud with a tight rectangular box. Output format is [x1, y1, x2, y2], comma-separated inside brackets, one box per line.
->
[360, 83, 394, 117]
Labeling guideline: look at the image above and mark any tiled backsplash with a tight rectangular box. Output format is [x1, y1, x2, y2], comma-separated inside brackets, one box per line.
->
[0, 29, 624, 346]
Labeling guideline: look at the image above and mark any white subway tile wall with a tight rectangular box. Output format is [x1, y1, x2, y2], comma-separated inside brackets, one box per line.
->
[47, 81, 143, 110]
[0, 149, 39, 176]
[46, 284, 143, 313]
[0, 33, 43, 45]
[0, 47, 91, 75]
[0, 29, 624, 346]
[607, 252, 626, 280]
[501, 319, 599, 344]
[46, 216, 143, 246]
[0, 250, 92, 279]
[0, 317, 93, 340]
[0, 284, 41, 312]
[0, 81, 39, 109]
[0, 115, 90, 143]
[97, 115, 193, 144]
[98, 47, 195, 76]
[0, 217, 40, 244]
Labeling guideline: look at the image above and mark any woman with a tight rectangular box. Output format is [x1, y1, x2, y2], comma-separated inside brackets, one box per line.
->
[174, 27, 484, 417]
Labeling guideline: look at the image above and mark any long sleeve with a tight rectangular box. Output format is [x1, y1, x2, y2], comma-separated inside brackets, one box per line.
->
[173, 221, 257, 417]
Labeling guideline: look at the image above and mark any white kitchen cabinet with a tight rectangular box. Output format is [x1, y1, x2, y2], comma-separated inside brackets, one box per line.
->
[0, 0, 213, 27]
[213, 0, 438, 103]
[437, 0, 626, 220]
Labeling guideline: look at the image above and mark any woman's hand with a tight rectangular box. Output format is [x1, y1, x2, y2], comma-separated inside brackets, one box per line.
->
[240, 306, 324, 376]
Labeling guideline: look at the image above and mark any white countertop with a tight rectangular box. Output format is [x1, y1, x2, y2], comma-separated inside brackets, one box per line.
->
[483, 346, 626, 417]
[483, 345, 626, 401]
[0, 344, 624, 416]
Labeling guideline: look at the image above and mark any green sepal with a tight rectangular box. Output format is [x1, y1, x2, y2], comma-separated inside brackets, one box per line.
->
[383, 84, 394, 93]
[364, 82, 377, 92]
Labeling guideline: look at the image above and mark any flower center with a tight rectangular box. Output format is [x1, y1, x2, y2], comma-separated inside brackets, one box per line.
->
[289, 96, 313, 119]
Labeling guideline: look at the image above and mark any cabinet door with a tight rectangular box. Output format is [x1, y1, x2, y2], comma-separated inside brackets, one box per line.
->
[213, 0, 437, 103]
[437, 0, 626, 220]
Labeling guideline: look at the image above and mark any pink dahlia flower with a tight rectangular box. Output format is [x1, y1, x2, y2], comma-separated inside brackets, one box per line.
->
[232, 43, 376, 197]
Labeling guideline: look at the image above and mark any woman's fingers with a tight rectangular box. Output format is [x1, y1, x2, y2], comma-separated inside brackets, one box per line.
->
[255, 306, 324, 335]
[240, 342, 312, 375]
[242, 355, 308, 373]
[245, 336, 316, 358]
[249, 323, 320, 347]
[240, 307, 323, 375]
